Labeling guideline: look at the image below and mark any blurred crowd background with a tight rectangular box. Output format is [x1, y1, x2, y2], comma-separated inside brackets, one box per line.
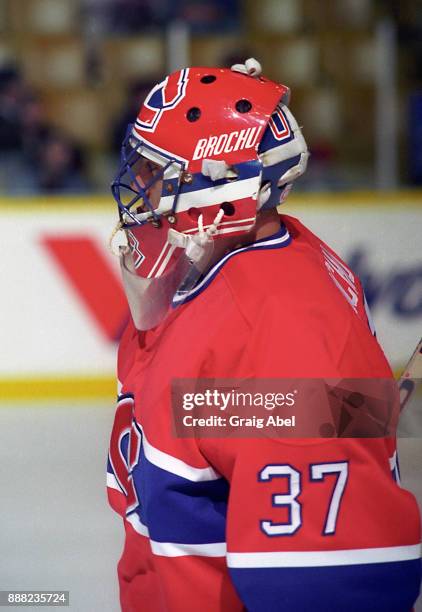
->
[1, 0, 421, 194]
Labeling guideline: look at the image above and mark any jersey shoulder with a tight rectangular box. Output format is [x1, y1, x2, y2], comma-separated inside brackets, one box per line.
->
[219, 214, 391, 377]
[219, 214, 361, 323]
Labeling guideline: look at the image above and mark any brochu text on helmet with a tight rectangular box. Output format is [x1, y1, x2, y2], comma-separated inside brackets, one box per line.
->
[111, 58, 308, 329]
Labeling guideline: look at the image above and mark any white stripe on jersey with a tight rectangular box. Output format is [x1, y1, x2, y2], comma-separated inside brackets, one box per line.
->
[137, 422, 222, 482]
[227, 543, 422, 568]
[126, 512, 149, 538]
[106, 472, 124, 493]
[113, 396, 220, 481]
[150, 540, 227, 558]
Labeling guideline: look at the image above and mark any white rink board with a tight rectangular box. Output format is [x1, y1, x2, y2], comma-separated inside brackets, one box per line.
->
[0, 196, 420, 380]
[0, 203, 120, 377]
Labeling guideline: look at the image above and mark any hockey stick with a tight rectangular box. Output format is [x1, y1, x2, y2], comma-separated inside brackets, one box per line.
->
[398, 337, 422, 412]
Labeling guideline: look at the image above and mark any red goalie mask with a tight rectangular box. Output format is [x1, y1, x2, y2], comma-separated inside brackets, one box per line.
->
[111, 59, 308, 329]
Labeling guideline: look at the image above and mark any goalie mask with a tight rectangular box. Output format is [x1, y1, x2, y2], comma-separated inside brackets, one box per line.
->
[111, 59, 308, 330]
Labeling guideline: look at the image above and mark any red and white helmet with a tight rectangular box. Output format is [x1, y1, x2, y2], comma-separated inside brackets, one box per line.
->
[111, 59, 308, 329]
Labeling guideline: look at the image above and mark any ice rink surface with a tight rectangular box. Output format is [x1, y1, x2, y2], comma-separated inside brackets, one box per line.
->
[0, 401, 421, 611]
[0, 403, 122, 612]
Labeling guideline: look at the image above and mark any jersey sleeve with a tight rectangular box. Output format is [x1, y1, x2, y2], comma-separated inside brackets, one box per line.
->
[108, 393, 246, 612]
[200, 436, 421, 612]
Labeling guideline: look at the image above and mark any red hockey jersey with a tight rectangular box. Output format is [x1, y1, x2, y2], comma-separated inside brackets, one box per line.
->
[107, 215, 421, 611]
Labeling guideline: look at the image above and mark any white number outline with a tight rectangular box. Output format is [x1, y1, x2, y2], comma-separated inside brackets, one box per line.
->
[259, 464, 302, 536]
[258, 461, 349, 537]
[309, 461, 349, 535]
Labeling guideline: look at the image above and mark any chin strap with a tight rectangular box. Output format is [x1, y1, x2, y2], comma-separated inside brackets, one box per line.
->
[168, 208, 225, 263]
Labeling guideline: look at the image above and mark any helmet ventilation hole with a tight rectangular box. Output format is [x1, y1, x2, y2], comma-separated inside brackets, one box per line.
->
[220, 202, 235, 216]
[201, 75, 216, 84]
[187, 107, 201, 122]
[235, 99, 252, 113]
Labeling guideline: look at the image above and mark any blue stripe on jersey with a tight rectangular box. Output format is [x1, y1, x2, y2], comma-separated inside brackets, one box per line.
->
[106, 457, 114, 475]
[117, 392, 134, 403]
[173, 224, 291, 306]
[229, 559, 422, 612]
[129, 444, 229, 544]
